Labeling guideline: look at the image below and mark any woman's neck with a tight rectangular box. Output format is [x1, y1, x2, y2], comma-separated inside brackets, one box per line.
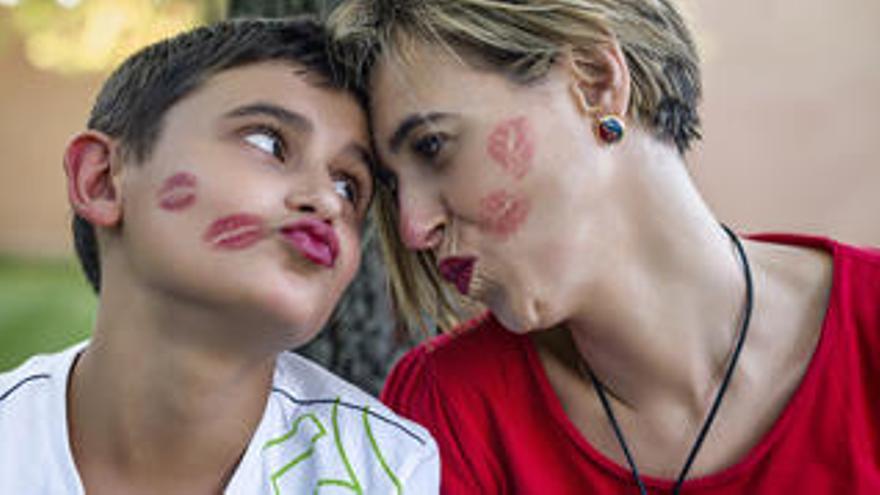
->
[564, 135, 751, 415]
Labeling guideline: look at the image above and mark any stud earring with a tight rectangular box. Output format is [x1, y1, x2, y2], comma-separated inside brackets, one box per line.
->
[597, 115, 625, 144]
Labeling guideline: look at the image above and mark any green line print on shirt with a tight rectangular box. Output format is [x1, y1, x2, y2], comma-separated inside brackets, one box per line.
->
[363, 406, 403, 495]
[264, 413, 327, 495]
[264, 398, 393, 494]
[315, 398, 363, 494]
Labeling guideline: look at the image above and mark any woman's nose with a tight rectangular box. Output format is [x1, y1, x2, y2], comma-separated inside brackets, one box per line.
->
[397, 191, 445, 251]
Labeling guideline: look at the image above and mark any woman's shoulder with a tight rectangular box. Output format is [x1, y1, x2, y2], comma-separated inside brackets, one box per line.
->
[748, 231, 880, 265]
[381, 312, 528, 404]
[400, 312, 523, 378]
[748, 231, 880, 295]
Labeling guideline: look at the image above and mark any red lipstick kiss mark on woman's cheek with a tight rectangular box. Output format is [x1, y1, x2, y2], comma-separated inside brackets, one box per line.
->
[203, 213, 267, 251]
[478, 189, 531, 239]
[487, 116, 535, 180]
[157, 172, 198, 211]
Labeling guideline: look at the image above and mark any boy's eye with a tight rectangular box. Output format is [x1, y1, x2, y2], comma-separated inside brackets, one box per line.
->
[333, 175, 359, 205]
[243, 128, 285, 161]
[411, 133, 447, 160]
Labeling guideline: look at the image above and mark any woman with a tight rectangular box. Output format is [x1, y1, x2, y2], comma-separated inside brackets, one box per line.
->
[330, 1, 880, 493]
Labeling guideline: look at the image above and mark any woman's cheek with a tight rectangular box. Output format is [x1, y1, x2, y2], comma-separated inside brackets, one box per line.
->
[486, 116, 535, 180]
[478, 188, 531, 240]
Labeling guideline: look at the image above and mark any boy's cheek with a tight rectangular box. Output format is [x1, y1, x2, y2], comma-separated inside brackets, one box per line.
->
[157, 172, 198, 212]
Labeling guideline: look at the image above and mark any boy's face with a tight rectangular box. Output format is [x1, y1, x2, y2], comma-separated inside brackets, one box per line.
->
[116, 62, 372, 345]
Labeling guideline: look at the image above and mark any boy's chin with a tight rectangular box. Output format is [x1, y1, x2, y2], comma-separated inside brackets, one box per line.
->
[257, 292, 335, 333]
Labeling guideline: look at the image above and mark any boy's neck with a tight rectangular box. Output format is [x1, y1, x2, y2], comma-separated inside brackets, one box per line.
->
[67, 288, 280, 494]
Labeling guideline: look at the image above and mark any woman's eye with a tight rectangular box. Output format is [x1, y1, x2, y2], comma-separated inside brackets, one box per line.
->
[333, 176, 359, 205]
[243, 129, 285, 161]
[411, 133, 446, 160]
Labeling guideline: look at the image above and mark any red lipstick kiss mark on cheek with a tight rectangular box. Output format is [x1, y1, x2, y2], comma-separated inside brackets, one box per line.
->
[487, 116, 535, 180]
[157, 172, 198, 211]
[479, 189, 531, 239]
[203, 213, 267, 250]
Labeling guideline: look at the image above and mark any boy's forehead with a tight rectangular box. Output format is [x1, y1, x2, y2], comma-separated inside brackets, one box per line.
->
[194, 62, 325, 111]
[167, 62, 367, 135]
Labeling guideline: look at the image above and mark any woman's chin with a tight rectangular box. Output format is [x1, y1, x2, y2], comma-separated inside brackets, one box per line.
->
[490, 295, 549, 335]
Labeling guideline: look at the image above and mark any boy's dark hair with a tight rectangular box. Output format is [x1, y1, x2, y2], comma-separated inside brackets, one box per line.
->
[74, 17, 360, 293]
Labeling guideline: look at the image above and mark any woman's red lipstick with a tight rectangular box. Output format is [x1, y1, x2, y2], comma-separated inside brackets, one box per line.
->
[203, 213, 266, 250]
[439, 256, 476, 295]
[279, 218, 339, 268]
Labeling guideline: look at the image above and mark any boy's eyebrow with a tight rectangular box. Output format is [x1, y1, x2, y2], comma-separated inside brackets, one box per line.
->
[223, 102, 312, 132]
[343, 143, 373, 171]
[388, 112, 455, 154]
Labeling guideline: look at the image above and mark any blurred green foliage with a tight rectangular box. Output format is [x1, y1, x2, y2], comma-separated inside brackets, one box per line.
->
[0, 256, 95, 372]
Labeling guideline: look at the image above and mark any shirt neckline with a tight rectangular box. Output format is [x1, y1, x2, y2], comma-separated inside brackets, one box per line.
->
[57, 342, 278, 494]
[519, 233, 841, 491]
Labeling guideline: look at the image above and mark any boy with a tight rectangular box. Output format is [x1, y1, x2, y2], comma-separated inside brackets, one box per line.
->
[0, 18, 438, 494]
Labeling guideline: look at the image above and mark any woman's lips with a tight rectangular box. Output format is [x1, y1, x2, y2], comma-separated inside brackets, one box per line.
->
[203, 213, 266, 250]
[438, 256, 476, 295]
[279, 218, 339, 268]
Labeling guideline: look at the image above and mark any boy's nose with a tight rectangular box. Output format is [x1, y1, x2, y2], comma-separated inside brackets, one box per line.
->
[284, 181, 342, 222]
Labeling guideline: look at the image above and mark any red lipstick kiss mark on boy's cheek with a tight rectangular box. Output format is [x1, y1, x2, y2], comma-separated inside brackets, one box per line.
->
[203, 213, 267, 251]
[478, 189, 531, 239]
[487, 116, 535, 180]
[157, 172, 198, 211]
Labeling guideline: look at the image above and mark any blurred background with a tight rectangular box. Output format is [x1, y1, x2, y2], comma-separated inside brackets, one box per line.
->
[0, 0, 878, 394]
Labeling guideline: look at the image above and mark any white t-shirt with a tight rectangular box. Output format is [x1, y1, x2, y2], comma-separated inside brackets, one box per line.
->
[0, 343, 439, 494]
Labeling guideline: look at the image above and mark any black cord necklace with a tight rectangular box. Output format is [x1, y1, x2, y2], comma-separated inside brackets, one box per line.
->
[584, 224, 754, 495]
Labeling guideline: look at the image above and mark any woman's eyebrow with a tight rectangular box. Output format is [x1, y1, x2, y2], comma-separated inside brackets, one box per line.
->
[223, 102, 312, 133]
[388, 112, 455, 153]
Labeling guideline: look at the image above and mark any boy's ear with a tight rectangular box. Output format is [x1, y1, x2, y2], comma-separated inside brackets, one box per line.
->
[63, 131, 123, 227]
[563, 40, 631, 119]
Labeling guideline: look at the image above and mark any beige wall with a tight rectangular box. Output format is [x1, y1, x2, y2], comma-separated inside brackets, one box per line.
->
[0, 0, 878, 258]
[0, 35, 105, 256]
[690, 0, 880, 244]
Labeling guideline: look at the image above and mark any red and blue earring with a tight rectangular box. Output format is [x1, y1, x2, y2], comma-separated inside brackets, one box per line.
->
[597, 115, 625, 144]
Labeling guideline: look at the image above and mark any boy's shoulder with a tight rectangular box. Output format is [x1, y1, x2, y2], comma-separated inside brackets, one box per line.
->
[0, 343, 86, 494]
[268, 350, 434, 450]
[0, 342, 83, 415]
[225, 352, 438, 494]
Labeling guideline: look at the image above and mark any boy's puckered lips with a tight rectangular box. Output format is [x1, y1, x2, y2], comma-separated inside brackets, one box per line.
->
[279, 218, 339, 268]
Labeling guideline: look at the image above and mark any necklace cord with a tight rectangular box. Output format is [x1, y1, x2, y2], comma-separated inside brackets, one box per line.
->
[586, 224, 754, 495]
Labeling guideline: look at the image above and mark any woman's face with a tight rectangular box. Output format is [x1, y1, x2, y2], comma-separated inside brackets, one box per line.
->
[370, 44, 620, 332]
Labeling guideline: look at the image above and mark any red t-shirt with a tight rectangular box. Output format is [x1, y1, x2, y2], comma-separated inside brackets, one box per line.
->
[381, 234, 880, 494]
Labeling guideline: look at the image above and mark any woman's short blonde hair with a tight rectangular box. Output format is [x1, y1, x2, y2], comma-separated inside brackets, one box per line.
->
[329, 0, 703, 333]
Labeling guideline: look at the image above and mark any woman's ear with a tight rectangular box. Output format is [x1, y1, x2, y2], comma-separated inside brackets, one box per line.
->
[563, 40, 631, 119]
[63, 131, 123, 227]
